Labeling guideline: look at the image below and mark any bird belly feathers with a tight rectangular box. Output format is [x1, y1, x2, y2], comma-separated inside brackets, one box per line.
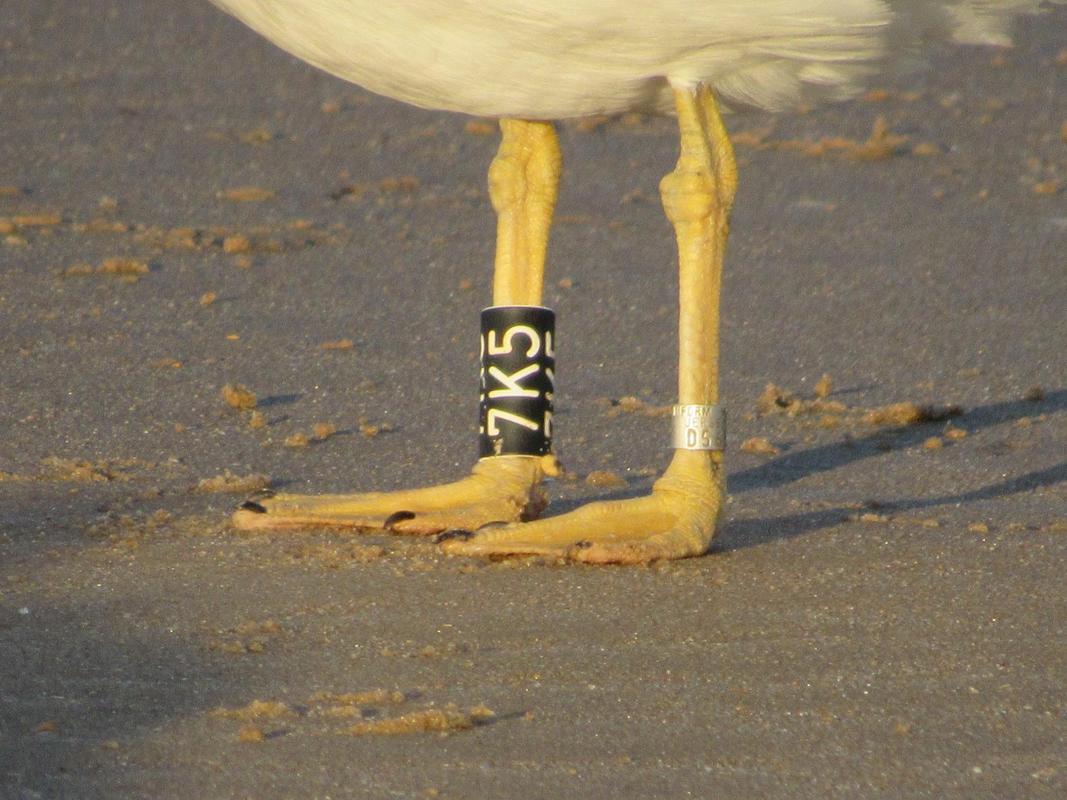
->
[209, 0, 1058, 117]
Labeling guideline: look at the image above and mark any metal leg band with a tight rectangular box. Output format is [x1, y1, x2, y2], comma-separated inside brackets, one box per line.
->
[671, 404, 725, 451]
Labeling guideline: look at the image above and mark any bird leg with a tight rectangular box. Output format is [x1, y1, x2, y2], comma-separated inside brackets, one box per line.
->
[441, 84, 734, 563]
[232, 119, 562, 533]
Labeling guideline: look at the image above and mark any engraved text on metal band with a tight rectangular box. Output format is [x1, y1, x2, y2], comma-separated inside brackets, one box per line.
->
[671, 404, 725, 451]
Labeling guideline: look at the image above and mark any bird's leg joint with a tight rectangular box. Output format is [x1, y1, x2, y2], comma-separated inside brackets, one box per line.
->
[489, 148, 525, 214]
[660, 167, 718, 227]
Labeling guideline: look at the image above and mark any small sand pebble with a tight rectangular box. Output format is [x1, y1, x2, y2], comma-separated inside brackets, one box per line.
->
[249, 411, 267, 429]
[458, 278, 474, 291]
[558, 277, 574, 289]
[1032, 181, 1060, 196]
[922, 436, 944, 450]
[320, 99, 341, 113]
[34, 720, 59, 734]
[359, 418, 393, 438]
[944, 427, 967, 441]
[814, 373, 833, 399]
[199, 291, 217, 306]
[239, 128, 274, 145]
[1023, 386, 1045, 402]
[284, 433, 310, 448]
[585, 470, 626, 489]
[238, 726, 265, 743]
[858, 512, 890, 523]
[223, 234, 251, 254]
[740, 436, 780, 456]
[967, 522, 990, 534]
[221, 383, 257, 411]
[312, 423, 337, 440]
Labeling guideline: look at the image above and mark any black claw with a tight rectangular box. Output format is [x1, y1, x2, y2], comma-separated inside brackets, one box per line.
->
[474, 520, 510, 532]
[573, 540, 593, 550]
[383, 510, 416, 530]
[434, 529, 474, 544]
[240, 500, 268, 514]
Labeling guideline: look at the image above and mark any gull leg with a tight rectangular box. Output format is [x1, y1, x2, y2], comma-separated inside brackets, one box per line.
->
[442, 84, 734, 563]
[233, 120, 562, 533]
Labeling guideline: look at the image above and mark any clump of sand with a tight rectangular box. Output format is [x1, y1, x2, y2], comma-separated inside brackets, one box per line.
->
[733, 115, 908, 161]
[345, 705, 494, 737]
[585, 470, 627, 488]
[194, 470, 270, 494]
[740, 436, 780, 456]
[358, 417, 394, 438]
[211, 699, 293, 720]
[221, 383, 257, 411]
[209, 619, 285, 655]
[755, 379, 962, 428]
[861, 402, 962, 426]
[600, 396, 672, 418]
[62, 258, 150, 283]
[312, 423, 337, 441]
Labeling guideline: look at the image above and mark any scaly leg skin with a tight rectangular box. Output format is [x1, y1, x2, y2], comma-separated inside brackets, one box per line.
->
[232, 119, 562, 534]
[442, 83, 736, 563]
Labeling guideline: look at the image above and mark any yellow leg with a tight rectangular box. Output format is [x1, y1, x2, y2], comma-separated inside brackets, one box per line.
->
[232, 119, 562, 534]
[442, 84, 734, 563]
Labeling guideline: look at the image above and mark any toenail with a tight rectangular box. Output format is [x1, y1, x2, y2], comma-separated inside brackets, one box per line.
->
[383, 510, 416, 529]
[240, 500, 268, 514]
[475, 520, 509, 531]
[434, 529, 474, 543]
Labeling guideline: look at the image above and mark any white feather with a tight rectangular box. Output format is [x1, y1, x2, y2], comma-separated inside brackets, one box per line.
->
[209, 1, 1063, 117]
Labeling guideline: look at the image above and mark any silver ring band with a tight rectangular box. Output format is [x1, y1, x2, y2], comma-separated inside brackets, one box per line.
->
[671, 404, 725, 451]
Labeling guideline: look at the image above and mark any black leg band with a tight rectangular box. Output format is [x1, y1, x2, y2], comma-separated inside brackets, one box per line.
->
[478, 305, 555, 457]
